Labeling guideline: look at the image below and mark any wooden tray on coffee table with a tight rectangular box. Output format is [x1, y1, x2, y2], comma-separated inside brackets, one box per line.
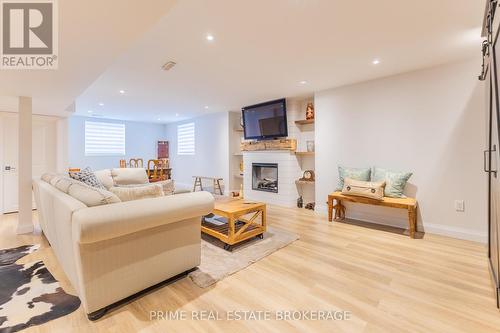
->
[202, 198, 267, 251]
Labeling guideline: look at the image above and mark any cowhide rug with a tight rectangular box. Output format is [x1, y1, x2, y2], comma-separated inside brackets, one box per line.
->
[0, 245, 80, 333]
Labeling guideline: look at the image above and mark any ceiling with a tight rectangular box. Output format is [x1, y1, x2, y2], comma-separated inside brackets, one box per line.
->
[10, 0, 484, 121]
[0, 0, 176, 115]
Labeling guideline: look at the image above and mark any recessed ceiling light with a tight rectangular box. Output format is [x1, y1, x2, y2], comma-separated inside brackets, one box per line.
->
[119, 90, 126, 94]
[299, 80, 308, 85]
[372, 59, 380, 65]
[98, 102, 104, 106]
[157, 118, 161, 121]
[206, 34, 214, 41]
[161, 61, 176, 71]
[175, 113, 179, 117]
[204, 106, 209, 109]
[88, 110, 93, 113]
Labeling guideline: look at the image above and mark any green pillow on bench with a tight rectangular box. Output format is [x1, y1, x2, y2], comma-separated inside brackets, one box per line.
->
[336, 166, 371, 191]
[371, 167, 412, 198]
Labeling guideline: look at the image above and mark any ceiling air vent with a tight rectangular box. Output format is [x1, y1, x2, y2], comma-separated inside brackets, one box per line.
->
[161, 61, 177, 71]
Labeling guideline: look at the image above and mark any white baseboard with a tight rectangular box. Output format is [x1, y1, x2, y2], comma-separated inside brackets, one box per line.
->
[421, 223, 487, 243]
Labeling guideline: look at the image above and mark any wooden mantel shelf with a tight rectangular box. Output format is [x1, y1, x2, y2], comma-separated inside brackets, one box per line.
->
[295, 119, 315, 125]
[295, 151, 315, 156]
[241, 139, 297, 152]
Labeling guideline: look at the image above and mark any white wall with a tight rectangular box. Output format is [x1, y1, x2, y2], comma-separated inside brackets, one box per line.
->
[166, 112, 230, 192]
[315, 59, 487, 242]
[68, 116, 166, 170]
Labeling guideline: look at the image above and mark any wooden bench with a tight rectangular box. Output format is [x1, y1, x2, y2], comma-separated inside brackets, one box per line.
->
[327, 191, 418, 238]
[193, 176, 224, 195]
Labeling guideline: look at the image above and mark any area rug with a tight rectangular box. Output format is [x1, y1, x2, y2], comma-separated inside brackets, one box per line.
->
[189, 226, 299, 288]
[0, 245, 81, 333]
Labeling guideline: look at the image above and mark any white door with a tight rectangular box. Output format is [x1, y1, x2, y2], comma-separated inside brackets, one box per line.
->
[2, 114, 19, 213]
[1, 113, 58, 213]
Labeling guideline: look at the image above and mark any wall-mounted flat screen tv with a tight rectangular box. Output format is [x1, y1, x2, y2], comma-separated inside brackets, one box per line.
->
[242, 98, 287, 140]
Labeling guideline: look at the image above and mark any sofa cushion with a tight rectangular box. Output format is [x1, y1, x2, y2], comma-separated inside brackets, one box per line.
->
[49, 175, 63, 187]
[68, 182, 121, 207]
[41, 172, 58, 183]
[111, 168, 149, 185]
[115, 180, 175, 195]
[69, 167, 105, 189]
[53, 176, 81, 193]
[109, 184, 164, 202]
[94, 169, 114, 189]
[151, 179, 174, 195]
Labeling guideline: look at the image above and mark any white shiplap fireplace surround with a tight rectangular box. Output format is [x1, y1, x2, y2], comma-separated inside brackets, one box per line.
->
[243, 151, 302, 207]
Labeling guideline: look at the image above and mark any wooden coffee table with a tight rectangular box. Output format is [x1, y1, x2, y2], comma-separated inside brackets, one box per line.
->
[202, 198, 267, 251]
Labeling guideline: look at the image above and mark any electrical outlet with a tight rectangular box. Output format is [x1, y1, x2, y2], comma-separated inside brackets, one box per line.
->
[455, 200, 465, 212]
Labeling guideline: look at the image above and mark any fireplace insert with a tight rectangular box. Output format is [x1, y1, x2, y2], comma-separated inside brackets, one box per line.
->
[252, 163, 278, 193]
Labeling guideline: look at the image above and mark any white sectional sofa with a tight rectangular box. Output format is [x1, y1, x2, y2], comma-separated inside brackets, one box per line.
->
[32, 169, 214, 320]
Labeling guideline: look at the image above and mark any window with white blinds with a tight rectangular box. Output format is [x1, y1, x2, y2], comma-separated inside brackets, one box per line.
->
[85, 121, 126, 156]
[177, 122, 195, 155]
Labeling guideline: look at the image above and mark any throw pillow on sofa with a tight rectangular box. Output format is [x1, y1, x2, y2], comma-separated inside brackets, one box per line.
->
[41, 172, 58, 184]
[109, 184, 164, 202]
[69, 167, 105, 189]
[155, 179, 175, 195]
[67, 182, 121, 207]
[111, 168, 149, 185]
[93, 169, 114, 189]
[115, 179, 175, 196]
[51, 176, 81, 193]
[337, 166, 371, 191]
[371, 167, 412, 198]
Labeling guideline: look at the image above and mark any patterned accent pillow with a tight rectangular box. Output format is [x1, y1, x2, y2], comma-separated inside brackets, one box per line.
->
[371, 167, 413, 198]
[336, 166, 371, 191]
[69, 167, 105, 189]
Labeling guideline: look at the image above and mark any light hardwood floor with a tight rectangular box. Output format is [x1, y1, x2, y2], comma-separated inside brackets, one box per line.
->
[1, 207, 499, 333]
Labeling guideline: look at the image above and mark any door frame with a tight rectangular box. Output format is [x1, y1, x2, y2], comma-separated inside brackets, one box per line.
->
[489, 7, 500, 307]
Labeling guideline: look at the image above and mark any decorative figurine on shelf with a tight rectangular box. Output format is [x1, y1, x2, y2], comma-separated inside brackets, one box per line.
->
[306, 140, 315, 152]
[239, 160, 244, 173]
[299, 170, 315, 182]
[306, 102, 315, 120]
[119, 159, 127, 168]
[297, 196, 303, 208]
[305, 202, 315, 210]
[232, 191, 240, 198]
